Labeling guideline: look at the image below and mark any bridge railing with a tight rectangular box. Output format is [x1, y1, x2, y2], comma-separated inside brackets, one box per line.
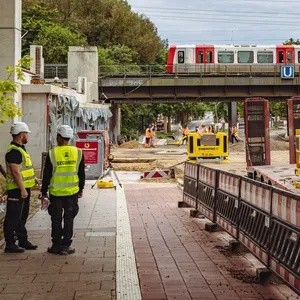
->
[183, 162, 300, 295]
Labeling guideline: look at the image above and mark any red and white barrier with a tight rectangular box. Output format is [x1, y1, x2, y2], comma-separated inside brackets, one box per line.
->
[143, 169, 170, 179]
[198, 165, 216, 187]
[219, 173, 240, 197]
[270, 258, 300, 292]
[185, 162, 198, 179]
[272, 192, 300, 227]
[240, 179, 272, 213]
[239, 233, 269, 265]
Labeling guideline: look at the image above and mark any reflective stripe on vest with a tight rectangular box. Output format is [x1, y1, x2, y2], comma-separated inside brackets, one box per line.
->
[49, 146, 82, 197]
[6, 144, 35, 190]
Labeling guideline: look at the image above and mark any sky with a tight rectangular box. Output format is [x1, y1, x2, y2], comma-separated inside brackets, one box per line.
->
[128, 0, 300, 46]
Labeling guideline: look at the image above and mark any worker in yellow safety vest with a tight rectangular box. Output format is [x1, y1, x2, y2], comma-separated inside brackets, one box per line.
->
[231, 124, 239, 143]
[41, 125, 85, 255]
[4, 122, 38, 253]
[201, 124, 207, 134]
[145, 125, 152, 148]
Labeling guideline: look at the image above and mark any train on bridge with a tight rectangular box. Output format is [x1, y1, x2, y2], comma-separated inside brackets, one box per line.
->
[167, 44, 300, 73]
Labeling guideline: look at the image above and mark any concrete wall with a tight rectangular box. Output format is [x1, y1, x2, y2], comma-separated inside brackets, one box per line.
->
[68, 46, 98, 103]
[22, 93, 47, 169]
[0, 0, 22, 164]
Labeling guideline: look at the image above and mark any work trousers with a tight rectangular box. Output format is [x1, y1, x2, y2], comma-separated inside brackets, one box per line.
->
[48, 194, 79, 247]
[4, 189, 31, 246]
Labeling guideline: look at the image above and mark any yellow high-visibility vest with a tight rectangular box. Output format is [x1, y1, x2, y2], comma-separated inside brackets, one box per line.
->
[49, 146, 82, 197]
[6, 144, 35, 190]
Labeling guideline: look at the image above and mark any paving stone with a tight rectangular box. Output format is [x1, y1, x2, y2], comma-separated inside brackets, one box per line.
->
[52, 281, 101, 292]
[0, 274, 35, 284]
[2, 282, 53, 294]
[74, 290, 112, 300]
[79, 272, 114, 281]
[22, 291, 75, 300]
[0, 294, 25, 300]
[34, 272, 80, 283]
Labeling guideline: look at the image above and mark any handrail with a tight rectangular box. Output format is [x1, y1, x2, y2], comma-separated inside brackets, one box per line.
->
[43, 64, 299, 79]
[183, 161, 300, 295]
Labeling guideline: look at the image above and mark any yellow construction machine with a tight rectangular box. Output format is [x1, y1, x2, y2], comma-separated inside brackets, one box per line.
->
[187, 132, 229, 162]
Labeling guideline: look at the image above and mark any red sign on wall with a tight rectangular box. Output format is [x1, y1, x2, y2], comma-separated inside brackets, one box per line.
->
[76, 142, 98, 164]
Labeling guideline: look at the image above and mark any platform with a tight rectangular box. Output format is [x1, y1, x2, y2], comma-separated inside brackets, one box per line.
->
[0, 180, 298, 300]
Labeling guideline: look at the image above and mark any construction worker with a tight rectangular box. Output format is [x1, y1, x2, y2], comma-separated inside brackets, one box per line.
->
[41, 125, 85, 255]
[145, 125, 152, 148]
[208, 122, 215, 134]
[181, 124, 189, 145]
[201, 124, 207, 134]
[231, 124, 239, 143]
[4, 122, 38, 253]
[150, 123, 156, 147]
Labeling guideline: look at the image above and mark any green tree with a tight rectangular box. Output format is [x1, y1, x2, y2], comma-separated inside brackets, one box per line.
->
[0, 56, 32, 123]
[269, 102, 286, 127]
[22, 5, 87, 63]
[34, 24, 87, 63]
[283, 38, 300, 45]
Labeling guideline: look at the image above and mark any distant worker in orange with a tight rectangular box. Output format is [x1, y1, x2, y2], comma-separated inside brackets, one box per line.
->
[145, 125, 152, 148]
[208, 122, 215, 133]
[201, 124, 207, 134]
[181, 124, 189, 145]
[150, 123, 156, 147]
[231, 124, 239, 143]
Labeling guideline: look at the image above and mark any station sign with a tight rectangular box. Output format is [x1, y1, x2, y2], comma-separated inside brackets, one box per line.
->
[281, 66, 294, 79]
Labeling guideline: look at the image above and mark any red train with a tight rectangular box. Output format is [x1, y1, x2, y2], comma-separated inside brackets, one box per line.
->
[166, 44, 300, 73]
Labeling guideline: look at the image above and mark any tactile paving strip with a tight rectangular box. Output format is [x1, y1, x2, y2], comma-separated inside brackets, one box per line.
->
[116, 187, 142, 300]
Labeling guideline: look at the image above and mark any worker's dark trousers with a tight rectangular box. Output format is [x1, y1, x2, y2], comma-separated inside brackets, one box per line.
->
[4, 190, 30, 246]
[48, 194, 79, 247]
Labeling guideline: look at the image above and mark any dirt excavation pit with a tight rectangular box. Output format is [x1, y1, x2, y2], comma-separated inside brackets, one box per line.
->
[112, 159, 184, 179]
[229, 140, 289, 152]
[118, 141, 142, 149]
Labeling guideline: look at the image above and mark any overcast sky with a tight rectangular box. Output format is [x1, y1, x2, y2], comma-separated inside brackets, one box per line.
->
[128, 0, 300, 46]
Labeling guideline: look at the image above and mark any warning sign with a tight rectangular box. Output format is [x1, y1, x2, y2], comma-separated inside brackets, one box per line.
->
[76, 142, 98, 164]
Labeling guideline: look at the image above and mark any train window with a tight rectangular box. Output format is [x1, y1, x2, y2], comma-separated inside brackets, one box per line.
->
[207, 51, 212, 63]
[218, 51, 234, 63]
[279, 51, 284, 63]
[238, 51, 254, 63]
[198, 51, 203, 63]
[287, 51, 292, 63]
[257, 52, 273, 63]
[298, 52, 300, 63]
[178, 51, 184, 64]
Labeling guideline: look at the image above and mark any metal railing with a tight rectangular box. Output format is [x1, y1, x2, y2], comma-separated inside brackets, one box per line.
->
[44, 64, 68, 79]
[183, 161, 300, 295]
[43, 64, 300, 79]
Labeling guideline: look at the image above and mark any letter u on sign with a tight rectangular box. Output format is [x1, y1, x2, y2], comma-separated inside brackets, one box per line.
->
[281, 66, 294, 79]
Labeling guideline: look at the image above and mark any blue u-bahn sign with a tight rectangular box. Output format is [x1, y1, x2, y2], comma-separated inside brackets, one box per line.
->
[281, 66, 294, 79]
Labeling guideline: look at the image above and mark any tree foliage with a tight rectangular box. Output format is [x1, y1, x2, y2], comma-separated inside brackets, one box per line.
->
[283, 38, 300, 45]
[22, 5, 87, 63]
[22, 0, 166, 65]
[0, 56, 32, 124]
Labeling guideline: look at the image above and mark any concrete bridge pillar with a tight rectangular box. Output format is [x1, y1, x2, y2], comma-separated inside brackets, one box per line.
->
[228, 101, 238, 141]
[0, 0, 22, 162]
[110, 103, 120, 144]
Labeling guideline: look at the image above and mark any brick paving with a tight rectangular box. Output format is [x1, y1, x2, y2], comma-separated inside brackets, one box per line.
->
[0, 181, 299, 300]
[125, 183, 299, 300]
[0, 186, 116, 300]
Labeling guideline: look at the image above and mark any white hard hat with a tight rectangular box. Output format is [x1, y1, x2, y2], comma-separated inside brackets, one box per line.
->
[211, 122, 215, 125]
[57, 125, 74, 138]
[10, 122, 31, 135]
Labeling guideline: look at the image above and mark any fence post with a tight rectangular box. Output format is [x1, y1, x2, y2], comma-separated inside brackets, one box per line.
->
[266, 188, 274, 268]
[195, 164, 200, 211]
[213, 170, 219, 223]
[236, 177, 242, 239]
